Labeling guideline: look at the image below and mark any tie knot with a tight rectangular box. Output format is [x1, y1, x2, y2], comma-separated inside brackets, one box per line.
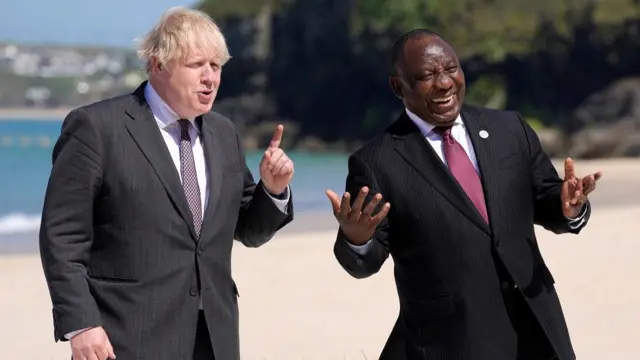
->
[178, 119, 191, 140]
[434, 125, 452, 138]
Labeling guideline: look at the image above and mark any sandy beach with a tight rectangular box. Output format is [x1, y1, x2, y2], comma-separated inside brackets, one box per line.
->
[1, 159, 638, 359]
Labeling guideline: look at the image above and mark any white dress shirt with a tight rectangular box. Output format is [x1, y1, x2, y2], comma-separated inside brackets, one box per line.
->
[65, 83, 290, 339]
[348, 108, 586, 254]
[143, 82, 290, 214]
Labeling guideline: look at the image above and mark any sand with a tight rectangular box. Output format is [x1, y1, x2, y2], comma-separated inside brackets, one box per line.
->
[1, 159, 639, 359]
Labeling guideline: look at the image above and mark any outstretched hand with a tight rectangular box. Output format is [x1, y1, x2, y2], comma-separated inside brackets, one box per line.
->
[260, 124, 294, 195]
[561, 157, 602, 218]
[325, 187, 390, 245]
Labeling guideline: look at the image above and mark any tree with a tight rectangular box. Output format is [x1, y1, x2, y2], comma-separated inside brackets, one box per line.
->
[352, 0, 640, 62]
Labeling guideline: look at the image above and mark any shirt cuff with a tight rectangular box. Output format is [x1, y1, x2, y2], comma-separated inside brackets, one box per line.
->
[566, 203, 588, 229]
[64, 327, 91, 340]
[346, 238, 373, 255]
[263, 184, 290, 214]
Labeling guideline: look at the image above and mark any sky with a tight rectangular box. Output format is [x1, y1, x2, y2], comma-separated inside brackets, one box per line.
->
[0, 0, 198, 48]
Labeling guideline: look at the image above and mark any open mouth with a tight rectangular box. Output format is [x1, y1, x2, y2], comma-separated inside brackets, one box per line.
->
[200, 90, 212, 95]
[431, 94, 455, 105]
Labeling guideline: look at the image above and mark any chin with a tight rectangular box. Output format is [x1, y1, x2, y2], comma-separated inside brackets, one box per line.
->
[430, 107, 460, 124]
[196, 103, 213, 114]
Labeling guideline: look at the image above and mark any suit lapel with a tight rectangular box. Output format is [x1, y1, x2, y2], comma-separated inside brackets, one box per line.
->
[124, 82, 198, 241]
[198, 115, 223, 241]
[461, 106, 502, 233]
[392, 113, 490, 234]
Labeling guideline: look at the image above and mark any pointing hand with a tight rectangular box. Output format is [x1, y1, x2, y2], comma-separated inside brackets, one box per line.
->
[259, 125, 294, 195]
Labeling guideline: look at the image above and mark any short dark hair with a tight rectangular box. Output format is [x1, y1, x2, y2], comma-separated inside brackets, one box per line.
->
[390, 29, 442, 75]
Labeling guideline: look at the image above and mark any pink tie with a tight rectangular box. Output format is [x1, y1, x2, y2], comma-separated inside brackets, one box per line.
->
[434, 126, 489, 223]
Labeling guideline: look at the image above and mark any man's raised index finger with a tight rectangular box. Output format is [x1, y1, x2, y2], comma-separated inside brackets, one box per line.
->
[269, 124, 284, 148]
[564, 157, 575, 180]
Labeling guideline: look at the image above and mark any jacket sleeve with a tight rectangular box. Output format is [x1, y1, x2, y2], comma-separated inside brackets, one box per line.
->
[517, 113, 591, 234]
[334, 154, 390, 279]
[233, 129, 294, 247]
[39, 109, 104, 341]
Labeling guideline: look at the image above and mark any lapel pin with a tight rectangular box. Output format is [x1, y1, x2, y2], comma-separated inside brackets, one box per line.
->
[479, 130, 489, 139]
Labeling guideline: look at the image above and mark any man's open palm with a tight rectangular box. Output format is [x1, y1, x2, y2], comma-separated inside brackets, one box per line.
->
[325, 187, 390, 245]
[561, 157, 602, 218]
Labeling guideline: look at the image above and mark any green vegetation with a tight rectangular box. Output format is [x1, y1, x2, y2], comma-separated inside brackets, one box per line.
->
[202, 0, 638, 143]
[3, 0, 638, 150]
[194, 0, 639, 142]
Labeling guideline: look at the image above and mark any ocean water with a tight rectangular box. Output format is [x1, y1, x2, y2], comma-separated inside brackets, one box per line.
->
[0, 119, 349, 240]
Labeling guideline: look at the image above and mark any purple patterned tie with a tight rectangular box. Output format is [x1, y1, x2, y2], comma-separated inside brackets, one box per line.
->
[178, 119, 202, 238]
[434, 126, 489, 223]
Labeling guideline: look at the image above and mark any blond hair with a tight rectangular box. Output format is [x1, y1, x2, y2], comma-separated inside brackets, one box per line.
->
[137, 7, 231, 71]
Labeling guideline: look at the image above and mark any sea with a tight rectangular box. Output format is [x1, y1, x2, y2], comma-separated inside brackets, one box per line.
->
[0, 118, 349, 249]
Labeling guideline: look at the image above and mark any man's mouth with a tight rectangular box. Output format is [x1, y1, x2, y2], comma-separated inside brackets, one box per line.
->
[199, 90, 212, 95]
[431, 94, 455, 105]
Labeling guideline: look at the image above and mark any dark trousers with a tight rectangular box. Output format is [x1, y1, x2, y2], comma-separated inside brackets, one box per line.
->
[502, 284, 558, 360]
[378, 287, 558, 360]
[193, 310, 215, 360]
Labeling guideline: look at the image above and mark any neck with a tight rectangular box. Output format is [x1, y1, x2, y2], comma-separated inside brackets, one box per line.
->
[147, 78, 182, 118]
[147, 78, 166, 103]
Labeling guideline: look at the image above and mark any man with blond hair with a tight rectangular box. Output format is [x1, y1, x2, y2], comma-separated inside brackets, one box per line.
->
[39, 7, 294, 360]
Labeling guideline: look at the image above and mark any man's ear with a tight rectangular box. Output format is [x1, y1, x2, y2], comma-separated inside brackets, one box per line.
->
[150, 57, 163, 73]
[389, 76, 403, 99]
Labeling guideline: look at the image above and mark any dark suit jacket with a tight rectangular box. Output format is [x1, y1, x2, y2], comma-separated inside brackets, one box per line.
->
[39, 82, 293, 360]
[334, 106, 589, 360]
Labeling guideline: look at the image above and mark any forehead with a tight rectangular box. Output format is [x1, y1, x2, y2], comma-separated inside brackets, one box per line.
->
[402, 36, 457, 70]
[183, 44, 219, 62]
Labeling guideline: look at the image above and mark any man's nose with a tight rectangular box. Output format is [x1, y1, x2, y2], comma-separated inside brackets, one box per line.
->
[200, 74, 214, 87]
[201, 64, 215, 81]
[435, 74, 453, 89]
[201, 77, 213, 86]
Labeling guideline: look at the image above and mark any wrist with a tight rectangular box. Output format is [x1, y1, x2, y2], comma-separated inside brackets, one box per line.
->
[264, 184, 287, 198]
[68, 326, 95, 340]
[564, 203, 585, 219]
[343, 232, 370, 246]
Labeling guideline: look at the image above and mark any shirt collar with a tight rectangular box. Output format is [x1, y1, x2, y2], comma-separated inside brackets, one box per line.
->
[405, 107, 463, 137]
[144, 81, 199, 133]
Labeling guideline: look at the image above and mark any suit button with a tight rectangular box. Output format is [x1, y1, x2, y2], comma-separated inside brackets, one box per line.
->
[189, 288, 197, 296]
[197, 248, 203, 255]
[495, 241, 501, 247]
